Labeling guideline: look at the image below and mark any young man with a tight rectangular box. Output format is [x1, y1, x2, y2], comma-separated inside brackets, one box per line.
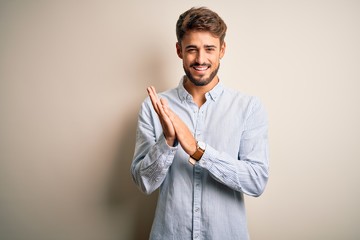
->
[131, 7, 269, 240]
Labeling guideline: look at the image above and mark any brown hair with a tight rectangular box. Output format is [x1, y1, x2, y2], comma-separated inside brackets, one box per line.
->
[176, 7, 227, 45]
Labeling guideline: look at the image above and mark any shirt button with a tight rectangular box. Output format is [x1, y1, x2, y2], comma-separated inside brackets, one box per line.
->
[194, 234, 199, 238]
[195, 208, 199, 212]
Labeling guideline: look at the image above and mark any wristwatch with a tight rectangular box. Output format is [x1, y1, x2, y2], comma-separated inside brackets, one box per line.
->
[190, 141, 206, 161]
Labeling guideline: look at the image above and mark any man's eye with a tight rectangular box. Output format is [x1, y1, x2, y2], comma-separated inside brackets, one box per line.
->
[187, 48, 197, 52]
[206, 48, 215, 51]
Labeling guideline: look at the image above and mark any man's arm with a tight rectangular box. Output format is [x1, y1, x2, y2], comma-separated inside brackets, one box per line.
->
[199, 98, 269, 196]
[157, 95, 197, 156]
[130, 91, 178, 195]
[147, 86, 176, 146]
[146, 87, 269, 196]
[161, 93, 269, 197]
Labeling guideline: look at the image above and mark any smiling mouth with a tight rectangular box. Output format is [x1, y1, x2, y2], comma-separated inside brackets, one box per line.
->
[192, 64, 210, 71]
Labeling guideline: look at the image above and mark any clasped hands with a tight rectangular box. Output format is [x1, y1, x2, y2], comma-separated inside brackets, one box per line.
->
[147, 86, 197, 156]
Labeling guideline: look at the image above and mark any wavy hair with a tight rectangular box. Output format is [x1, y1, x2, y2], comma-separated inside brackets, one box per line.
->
[176, 7, 227, 45]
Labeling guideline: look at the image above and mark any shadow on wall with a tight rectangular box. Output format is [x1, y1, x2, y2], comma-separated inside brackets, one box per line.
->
[106, 45, 171, 240]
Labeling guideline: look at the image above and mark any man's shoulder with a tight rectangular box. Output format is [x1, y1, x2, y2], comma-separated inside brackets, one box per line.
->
[222, 85, 256, 101]
[221, 85, 265, 110]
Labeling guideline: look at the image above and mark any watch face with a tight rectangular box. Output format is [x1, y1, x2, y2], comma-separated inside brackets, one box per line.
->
[198, 141, 206, 150]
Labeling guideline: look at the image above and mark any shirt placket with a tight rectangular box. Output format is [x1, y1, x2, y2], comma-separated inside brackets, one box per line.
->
[192, 105, 204, 239]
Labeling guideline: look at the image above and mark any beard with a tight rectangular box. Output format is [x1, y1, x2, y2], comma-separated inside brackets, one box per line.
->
[183, 63, 220, 86]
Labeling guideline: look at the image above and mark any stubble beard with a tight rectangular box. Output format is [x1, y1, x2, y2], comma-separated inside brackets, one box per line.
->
[183, 63, 220, 87]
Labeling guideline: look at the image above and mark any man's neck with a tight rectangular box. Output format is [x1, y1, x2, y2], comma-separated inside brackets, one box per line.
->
[183, 76, 219, 107]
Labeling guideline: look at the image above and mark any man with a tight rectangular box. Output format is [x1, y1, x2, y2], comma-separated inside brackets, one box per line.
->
[131, 7, 269, 240]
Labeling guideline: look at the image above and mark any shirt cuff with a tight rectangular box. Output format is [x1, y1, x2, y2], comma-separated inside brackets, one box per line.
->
[198, 144, 217, 169]
[154, 134, 178, 160]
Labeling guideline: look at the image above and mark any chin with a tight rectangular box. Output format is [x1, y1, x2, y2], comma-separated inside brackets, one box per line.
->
[184, 64, 220, 87]
[190, 76, 214, 86]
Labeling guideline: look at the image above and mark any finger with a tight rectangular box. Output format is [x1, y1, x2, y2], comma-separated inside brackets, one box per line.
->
[160, 97, 168, 107]
[147, 86, 158, 102]
[147, 86, 156, 96]
[147, 86, 160, 114]
[160, 98, 176, 121]
[156, 100, 167, 118]
[149, 86, 158, 97]
[156, 101, 175, 134]
[157, 101, 174, 125]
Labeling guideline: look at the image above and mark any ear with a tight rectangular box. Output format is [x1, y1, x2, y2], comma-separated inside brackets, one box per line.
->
[219, 41, 226, 59]
[176, 42, 183, 59]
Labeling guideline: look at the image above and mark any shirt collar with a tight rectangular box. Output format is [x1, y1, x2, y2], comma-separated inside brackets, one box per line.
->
[177, 76, 224, 102]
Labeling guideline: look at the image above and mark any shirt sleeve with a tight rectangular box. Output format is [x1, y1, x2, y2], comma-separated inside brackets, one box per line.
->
[198, 97, 269, 197]
[130, 99, 178, 195]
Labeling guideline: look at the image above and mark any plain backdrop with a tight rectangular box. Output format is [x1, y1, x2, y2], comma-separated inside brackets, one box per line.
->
[1, 1, 359, 240]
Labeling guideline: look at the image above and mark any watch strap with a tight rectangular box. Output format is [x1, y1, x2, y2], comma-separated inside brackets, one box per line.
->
[191, 142, 205, 161]
[188, 157, 197, 166]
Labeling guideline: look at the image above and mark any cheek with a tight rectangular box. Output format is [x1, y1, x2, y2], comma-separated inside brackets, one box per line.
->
[210, 57, 220, 66]
[184, 56, 195, 65]
[207, 53, 219, 62]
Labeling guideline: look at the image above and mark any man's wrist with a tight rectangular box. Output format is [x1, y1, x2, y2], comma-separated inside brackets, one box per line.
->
[190, 141, 206, 161]
[166, 137, 177, 147]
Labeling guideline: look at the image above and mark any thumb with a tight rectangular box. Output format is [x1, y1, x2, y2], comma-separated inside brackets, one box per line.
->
[160, 98, 176, 120]
[160, 98, 168, 106]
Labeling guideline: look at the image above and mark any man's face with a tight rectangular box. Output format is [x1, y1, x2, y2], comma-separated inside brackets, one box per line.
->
[176, 31, 226, 86]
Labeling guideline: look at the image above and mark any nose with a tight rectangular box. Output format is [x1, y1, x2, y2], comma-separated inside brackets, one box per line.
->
[196, 49, 206, 64]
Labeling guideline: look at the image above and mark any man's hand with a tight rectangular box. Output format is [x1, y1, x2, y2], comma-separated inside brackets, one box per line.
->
[157, 95, 197, 156]
[147, 86, 197, 155]
[147, 86, 176, 146]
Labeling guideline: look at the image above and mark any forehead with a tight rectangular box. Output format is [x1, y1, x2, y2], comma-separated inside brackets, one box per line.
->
[181, 30, 221, 47]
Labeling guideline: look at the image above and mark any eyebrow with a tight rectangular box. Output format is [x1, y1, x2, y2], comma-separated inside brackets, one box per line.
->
[204, 45, 217, 48]
[185, 44, 217, 49]
[185, 45, 197, 50]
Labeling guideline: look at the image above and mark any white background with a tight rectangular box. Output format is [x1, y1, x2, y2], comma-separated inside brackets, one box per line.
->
[1, 1, 359, 239]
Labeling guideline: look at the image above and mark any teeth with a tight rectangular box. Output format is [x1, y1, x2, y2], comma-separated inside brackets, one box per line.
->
[194, 66, 208, 71]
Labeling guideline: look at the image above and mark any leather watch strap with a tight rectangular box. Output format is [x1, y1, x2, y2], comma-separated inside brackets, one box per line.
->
[190, 141, 205, 161]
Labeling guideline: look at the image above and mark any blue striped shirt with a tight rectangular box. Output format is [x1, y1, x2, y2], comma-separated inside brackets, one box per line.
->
[131, 77, 269, 240]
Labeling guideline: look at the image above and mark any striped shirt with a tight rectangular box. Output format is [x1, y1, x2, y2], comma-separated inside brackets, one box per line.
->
[131, 77, 269, 240]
